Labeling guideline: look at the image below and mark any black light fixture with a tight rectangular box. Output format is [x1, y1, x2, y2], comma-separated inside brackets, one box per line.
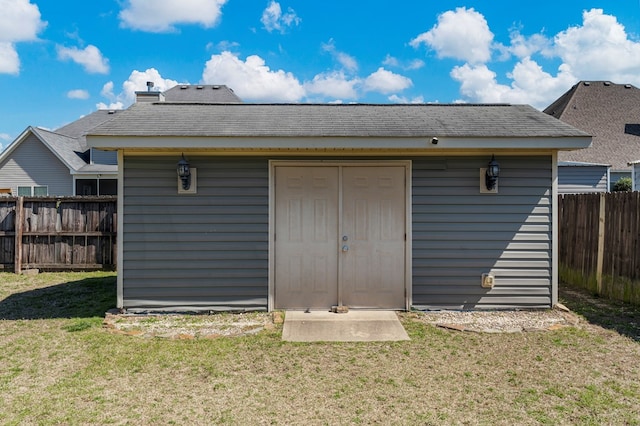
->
[485, 155, 500, 191]
[177, 154, 191, 190]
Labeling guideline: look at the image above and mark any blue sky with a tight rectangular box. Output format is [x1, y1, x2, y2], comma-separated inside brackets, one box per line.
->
[2, 0, 640, 151]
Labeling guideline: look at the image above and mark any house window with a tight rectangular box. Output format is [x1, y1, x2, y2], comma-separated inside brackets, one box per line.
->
[33, 186, 48, 196]
[17, 186, 32, 196]
[76, 179, 98, 195]
[17, 186, 48, 196]
[75, 179, 117, 195]
[99, 179, 117, 195]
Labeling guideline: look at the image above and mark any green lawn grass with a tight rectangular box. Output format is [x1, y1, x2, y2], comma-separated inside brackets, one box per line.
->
[1, 272, 639, 425]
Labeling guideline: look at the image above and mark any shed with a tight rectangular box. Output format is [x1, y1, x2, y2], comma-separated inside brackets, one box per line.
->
[87, 99, 590, 312]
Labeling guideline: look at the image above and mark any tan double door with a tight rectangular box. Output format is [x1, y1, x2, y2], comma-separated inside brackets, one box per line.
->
[274, 165, 406, 310]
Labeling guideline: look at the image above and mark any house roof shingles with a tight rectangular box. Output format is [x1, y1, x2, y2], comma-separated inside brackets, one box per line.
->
[30, 127, 88, 171]
[544, 81, 640, 171]
[90, 102, 588, 139]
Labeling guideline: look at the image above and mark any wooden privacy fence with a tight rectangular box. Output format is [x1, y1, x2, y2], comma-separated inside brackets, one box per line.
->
[559, 192, 640, 304]
[0, 196, 116, 272]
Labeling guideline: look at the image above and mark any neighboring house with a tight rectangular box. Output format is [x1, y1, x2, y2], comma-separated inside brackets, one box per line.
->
[0, 110, 119, 196]
[557, 161, 610, 194]
[87, 91, 590, 313]
[544, 81, 640, 192]
[0, 84, 240, 197]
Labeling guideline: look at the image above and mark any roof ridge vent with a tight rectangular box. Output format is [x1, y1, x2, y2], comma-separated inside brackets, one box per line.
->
[583, 81, 590, 86]
[625, 84, 632, 88]
[604, 81, 611, 86]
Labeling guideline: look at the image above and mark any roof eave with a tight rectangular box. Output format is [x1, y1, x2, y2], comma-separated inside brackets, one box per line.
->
[87, 135, 593, 151]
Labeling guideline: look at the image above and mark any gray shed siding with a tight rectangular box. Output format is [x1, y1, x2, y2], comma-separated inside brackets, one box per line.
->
[0, 134, 72, 195]
[122, 156, 269, 311]
[633, 164, 640, 191]
[122, 155, 554, 311]
[412, 156, 553, 309]
[557, 165, 608, 194]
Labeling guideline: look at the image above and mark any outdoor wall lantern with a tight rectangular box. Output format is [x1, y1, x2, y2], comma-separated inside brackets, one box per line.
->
[485, 155, 500, 191]
[177, 154, 191, 190]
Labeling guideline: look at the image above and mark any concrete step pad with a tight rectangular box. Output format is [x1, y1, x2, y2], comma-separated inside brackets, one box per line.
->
[282, 310, 410, 342]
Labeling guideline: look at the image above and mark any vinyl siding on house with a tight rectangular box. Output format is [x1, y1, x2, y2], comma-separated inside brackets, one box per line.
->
[633, 163, 640, 191]
[558, 165, 608, 194]
[0, 134, 72, 195]
[91, 148, 117, 165]
[412, 156, 553, 309]
[122, 156, 269, 311]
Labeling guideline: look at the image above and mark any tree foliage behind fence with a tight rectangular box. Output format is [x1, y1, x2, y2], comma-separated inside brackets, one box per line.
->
[559, 192, 640, 305]
[0, 197, 117, 272]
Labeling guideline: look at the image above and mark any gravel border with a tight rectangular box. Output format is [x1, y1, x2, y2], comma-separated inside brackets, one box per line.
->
[104, 307, 580, 339]
[404, 305, 581, 333]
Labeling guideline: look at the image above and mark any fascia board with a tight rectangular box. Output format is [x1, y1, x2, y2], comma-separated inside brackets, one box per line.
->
[87, 135, 593, 151]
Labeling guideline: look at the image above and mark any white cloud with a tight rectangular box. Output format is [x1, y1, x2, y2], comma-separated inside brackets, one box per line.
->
[97, 68, 179, 110]
[388, 94, 425, 104]
[383, 55, 425, 71]
[322, 39, 358, 72]
[419, 7, 640, 109]
[0, 0, 46, 74]
[410, 7, 493, 64]
[122, 69, 180, 102]
[96, 101, 125, 111]
[57, 45, 110, 74]
[304, 71, 360, 99]
[0, 0, 45, 41]
[552, 9, 640, 85]
[382, 55, 399, 67]
[119, 0, 227, 32]
[450, 60, 576, 108]
[0, 42, 19, 74]
[261, 1, 300, 33]
[0, 132, 10, 150]
[202, 51, 305, 102]
[509, 28, 551, 59]
[67, 89, 90, 100]
[363, 67, 412, 94]
[407, 59, 426, 70]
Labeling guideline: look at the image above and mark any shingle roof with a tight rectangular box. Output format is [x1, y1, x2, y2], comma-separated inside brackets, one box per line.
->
[544, 81, 640, 170]
[31, 127, 87, 171]
[55, 110, 121, 148]
[163, 85, 242, 103]
[90, 102, 588, 138]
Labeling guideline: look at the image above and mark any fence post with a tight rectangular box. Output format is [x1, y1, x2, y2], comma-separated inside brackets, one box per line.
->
[14, 196, 23, 274]
[596, 192, 606, 294]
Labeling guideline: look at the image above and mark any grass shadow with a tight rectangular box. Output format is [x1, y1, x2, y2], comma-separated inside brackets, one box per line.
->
[0, 275, 116, 320]
[559, 284, 640, 342]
